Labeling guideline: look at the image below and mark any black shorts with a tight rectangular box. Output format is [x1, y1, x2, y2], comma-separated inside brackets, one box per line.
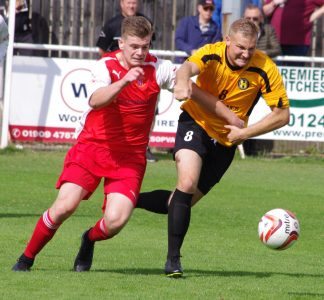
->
[173, 111, 237, 195]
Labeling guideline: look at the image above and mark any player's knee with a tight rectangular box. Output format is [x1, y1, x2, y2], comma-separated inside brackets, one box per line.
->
[103, 211, 129, 237]
[50, 202, 76, 223]
[177, 178, 197, 194]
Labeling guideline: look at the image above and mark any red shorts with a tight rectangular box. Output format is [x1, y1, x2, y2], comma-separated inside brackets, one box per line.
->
[56, 143, 146, 206]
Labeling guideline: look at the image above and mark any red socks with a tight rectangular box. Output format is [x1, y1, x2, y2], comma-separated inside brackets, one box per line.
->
[23, 212, 109, 259]
[88, 218, 110, 241]
[24, 210, 60, 259]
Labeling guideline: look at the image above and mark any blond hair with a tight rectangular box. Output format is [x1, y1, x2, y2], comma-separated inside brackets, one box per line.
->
[121, 16, 153, 39]
[229, 18, 259, 38]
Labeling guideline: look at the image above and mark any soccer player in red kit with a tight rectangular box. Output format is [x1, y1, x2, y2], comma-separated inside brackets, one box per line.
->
[12, 16, 177, 272]
[12, 16, 242, 272]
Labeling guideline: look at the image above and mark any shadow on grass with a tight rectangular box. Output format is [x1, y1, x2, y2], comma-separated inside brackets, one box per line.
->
[288, 292, 324, 298]
[90, 268, 323, 279]
[0, 213, 95, 218]
[0, 213, 41, 218]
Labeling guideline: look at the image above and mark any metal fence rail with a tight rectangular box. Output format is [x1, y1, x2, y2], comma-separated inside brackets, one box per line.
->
[13, 43, 324, 63]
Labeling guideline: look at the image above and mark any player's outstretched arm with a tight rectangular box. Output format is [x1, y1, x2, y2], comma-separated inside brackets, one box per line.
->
[225, 106, 290, 145]
[191, 83, 244, 128]
[173, 61, 199, 101]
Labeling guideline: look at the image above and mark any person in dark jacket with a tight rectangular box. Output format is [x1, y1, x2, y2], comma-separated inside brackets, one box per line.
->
[175, 0, 222, 63]
[243, 4, 281, 58]
[5, 0, 33, 56]
[96, 0, 154, 58]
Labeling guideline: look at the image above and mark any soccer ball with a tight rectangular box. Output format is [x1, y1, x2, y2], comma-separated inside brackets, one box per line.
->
[258, 208, 300, 250]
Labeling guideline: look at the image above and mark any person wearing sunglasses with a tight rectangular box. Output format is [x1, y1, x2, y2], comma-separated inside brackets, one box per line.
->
[175, 0, 222, 63]
[243, 4, 282, 59]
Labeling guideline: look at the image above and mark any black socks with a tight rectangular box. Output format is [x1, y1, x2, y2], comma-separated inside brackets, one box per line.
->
[167, 189, 193, 258]
[137, 188, 193, 258]
[136, 190, 171, 214]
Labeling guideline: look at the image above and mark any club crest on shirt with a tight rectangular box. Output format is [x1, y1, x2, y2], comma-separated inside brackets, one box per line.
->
[238, 78, 249, 90]
[135, 75, 148, 90]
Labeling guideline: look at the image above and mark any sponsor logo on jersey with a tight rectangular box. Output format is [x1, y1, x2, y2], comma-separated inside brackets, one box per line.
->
[238, 78, 249, 90]
[112, 69, 122, 79]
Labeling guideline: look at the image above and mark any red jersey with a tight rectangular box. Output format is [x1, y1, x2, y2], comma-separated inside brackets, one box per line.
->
[76, 51, 176, 153]
[265, 0, 324, 45]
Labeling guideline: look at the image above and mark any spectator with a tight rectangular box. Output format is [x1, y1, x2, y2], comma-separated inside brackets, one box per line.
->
[263, 0, 324, 65]
[0, 14, 8, 62]
[212, 0, 222, 33]
[96, 0, 154, 57]
[243, 4, 281, 155]
[5, 0, 33, 56]
[242, 0, 264, 10]
[96, 0, 157, 162]
[244, 4, 281, 58]
[175, 0, 222, 63]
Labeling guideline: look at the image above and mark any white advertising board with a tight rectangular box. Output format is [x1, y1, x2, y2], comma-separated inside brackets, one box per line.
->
[249, 67, 324, 142]
[9, 57, 92, 143]
[8, 57, 324, 147]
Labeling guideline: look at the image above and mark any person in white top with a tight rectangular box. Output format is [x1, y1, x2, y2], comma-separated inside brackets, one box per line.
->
[0, 15, 9, 62]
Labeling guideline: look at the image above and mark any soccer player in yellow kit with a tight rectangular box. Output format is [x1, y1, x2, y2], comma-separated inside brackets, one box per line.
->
[137, 18, 290, 277]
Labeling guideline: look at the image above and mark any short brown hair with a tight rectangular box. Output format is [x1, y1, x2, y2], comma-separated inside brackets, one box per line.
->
[121, 16, 153, 39]
[245, 3, 261, 11]
[229, 18, 259, 38]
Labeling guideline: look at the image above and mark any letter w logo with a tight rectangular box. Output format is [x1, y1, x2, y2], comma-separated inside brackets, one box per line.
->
[71, 83, 87, 98]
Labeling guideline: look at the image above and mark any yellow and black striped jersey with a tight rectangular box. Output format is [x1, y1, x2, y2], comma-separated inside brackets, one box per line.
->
[182, 41, 289, 146]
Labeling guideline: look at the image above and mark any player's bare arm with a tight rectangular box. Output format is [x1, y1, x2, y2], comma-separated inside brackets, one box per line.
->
[174, 61, 200, 100]
[190, 83, 244, 128]
[225, 106, 290, 144]
[175, 61, 244, 128]
[89, 66, 145, 109]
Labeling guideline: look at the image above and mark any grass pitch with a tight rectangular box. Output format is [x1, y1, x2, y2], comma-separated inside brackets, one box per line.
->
[0, 148, 323, 299]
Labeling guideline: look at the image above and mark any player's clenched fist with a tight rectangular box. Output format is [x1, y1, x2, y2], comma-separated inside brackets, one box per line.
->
[173, 81, 192, 102]
[123, 67, 145, 84]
